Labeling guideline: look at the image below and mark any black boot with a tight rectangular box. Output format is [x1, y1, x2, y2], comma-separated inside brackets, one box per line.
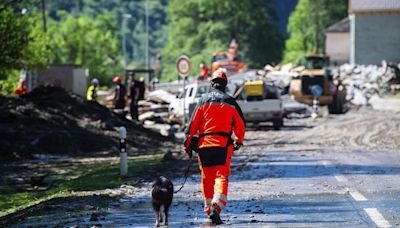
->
[209, 207, 223, 225]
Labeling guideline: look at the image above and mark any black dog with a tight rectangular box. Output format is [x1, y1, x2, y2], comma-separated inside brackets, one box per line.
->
[152, 176, 174, 227]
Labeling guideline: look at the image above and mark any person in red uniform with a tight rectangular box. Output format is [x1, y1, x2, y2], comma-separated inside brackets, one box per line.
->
[112, 76, 127, 110]
[184, 69, 246, 225]
[200, 63, 209, 80]
[14, 79, 28, 96]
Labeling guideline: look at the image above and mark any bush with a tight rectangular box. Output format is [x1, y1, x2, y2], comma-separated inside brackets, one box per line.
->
[0, 80, 18, 96]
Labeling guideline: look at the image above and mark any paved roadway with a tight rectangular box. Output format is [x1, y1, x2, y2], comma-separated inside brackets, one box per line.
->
[6, 108, 400, 227]
[104, 108, 400, 227]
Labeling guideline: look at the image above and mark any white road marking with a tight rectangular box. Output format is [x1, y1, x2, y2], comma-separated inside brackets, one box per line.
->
[348, 189, 368, 201]
[334, 174, 348, 182]
[364, 208, 392, 228]
[322, 161, 348, 182]
[322, 160, 332, 166]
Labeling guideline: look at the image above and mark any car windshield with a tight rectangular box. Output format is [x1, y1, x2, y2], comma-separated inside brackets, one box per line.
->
[304, 57, 328, 69]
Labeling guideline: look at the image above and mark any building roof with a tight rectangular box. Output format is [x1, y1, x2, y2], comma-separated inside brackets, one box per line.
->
[350, 0, 400, 13]
[325, 17, 350, 33]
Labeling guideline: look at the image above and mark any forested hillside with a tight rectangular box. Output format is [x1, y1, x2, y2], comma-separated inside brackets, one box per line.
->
[283, 0, 348, 63]
[2, 0, 348, 84]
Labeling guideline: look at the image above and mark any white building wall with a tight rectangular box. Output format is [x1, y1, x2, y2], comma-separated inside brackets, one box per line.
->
[325, 32, 350, 64]
[351, 13, 400, 65]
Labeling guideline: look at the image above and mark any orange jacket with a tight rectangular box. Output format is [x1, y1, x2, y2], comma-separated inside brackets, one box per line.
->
[14, 87, 28, 96]
[185, 87, 245, 151]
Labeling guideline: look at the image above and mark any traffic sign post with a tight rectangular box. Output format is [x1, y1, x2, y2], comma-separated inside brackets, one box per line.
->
[176, 55, 191, 126]
[176, 55, 191, 78]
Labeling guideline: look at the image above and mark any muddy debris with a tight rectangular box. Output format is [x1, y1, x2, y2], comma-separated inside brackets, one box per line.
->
[0, 86, 175, 162]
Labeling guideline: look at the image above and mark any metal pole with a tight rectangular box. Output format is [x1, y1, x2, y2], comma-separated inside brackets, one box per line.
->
[122, 14, 131, 85]
[122, 17, 127, 68]
[40, 0, 47, 33]
[118, 127, 128, 176]
[312, 97, 319, 119]
[145, 0, 149, 69]
[183, 77, 186, 126]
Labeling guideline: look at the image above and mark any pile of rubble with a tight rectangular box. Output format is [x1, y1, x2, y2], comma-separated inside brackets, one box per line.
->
[138, 89, 178, 124]
[257, 63, 301, 89]
[256, 61, 400, 106]
[338, 62, 400, 105]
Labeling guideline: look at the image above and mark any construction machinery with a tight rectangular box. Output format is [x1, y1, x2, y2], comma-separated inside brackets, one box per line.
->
[211, 39, 246, 74]
[289, 55, 346, 114]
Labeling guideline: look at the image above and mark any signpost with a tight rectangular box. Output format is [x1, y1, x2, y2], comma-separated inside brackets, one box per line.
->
[176, 55, 191, 125]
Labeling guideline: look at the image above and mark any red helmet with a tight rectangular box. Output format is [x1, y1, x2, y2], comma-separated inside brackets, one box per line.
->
[113, 76, 123, 83]
[210, 69, 227, 82]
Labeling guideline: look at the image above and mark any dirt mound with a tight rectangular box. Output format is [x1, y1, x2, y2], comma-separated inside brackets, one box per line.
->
[0, 86, 174, 162]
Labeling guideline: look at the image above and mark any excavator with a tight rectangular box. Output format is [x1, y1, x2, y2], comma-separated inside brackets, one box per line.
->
[289, 54, 346, 115]
[211, 39, 246, 74]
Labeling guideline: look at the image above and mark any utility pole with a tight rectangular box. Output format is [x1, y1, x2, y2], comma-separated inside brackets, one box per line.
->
[145, 0, 149, 70]
[121, 14, 132, 68]
[121, 14, 132, 85]
[40, 0, 47, 33]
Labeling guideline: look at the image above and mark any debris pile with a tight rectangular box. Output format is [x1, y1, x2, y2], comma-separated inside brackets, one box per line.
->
[138, 89, 177, 124]
[0, 86, 174, 162]
[256, 63, 301, 89]
[338, 62, 400, 105]
[257, 62, 400, 106]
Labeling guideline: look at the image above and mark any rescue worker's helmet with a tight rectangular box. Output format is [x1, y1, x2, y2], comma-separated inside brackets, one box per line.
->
[91, 78, 99, 85]
[210, 69, 228, 83]
[113, 76, 123, 83]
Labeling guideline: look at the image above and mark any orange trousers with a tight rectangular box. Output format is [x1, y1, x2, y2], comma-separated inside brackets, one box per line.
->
[199, 145, 233, 215]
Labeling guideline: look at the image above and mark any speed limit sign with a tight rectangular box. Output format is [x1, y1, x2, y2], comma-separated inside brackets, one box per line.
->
[176, 55, 191, 77]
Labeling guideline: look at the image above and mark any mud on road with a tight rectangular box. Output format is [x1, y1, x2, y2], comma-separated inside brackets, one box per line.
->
[2, 108, 400, 227]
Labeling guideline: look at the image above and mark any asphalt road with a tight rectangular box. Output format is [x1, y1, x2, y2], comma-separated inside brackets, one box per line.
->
[7, 108, 400, 227]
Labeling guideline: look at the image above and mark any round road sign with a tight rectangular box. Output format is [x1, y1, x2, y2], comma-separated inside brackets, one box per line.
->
[176, 55, 191, 77]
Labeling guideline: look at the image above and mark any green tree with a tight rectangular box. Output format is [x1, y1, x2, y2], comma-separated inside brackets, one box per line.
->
[46, 0, 169, 69]
[162, 0, 283, 82]
[0, 2, 48, 80]
[283, 0, 348, 64]
[47, 12, 121, 83]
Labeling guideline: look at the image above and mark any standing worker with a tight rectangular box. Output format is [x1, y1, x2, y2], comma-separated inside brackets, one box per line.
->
[112, 76, 127, 110]
[14, 79, 28, 96]
[184, 69, 246, 225]
[139, 76, 146, 99]
[86, 78, 99, 101]
[128, 72, 141, 120]
[200, 63, 209, 80]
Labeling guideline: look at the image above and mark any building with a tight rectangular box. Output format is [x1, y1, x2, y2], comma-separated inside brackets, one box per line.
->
[325, 17, 350, 65]
[33, 64, 89, 97]
[349, 0, 400, 65]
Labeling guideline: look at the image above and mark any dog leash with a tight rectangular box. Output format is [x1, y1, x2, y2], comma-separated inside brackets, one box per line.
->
[174, 155, 193, 193]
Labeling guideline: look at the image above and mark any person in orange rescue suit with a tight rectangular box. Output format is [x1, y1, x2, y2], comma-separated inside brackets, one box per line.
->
[184, 69, 245, 225]
[200, 63, 209, 80]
